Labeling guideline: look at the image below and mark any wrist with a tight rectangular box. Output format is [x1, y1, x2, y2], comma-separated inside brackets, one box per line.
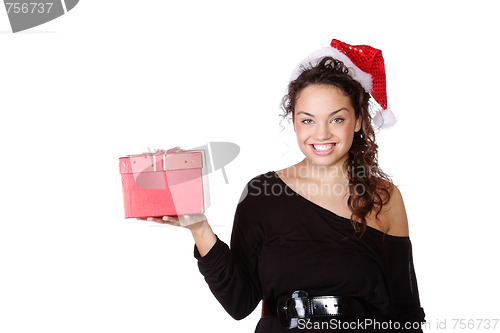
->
[190, 220, 217, 257]
[189, 219, 211, 236]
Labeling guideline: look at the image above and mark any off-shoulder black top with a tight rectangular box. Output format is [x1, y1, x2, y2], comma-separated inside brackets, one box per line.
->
[194, 171, 425, 332]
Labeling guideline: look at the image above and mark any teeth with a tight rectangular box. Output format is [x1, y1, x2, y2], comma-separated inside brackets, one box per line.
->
[313, 143, 335, 151]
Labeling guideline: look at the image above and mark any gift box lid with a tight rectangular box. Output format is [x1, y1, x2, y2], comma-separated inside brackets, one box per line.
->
[119, 148, 204, 174]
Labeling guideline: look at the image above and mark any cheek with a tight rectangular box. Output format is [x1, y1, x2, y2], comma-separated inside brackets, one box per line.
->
[295, 128, 305, 141]
[339, 126, 354, 137]
[294, 123, 310, 139]
[339, 119, 357, 137]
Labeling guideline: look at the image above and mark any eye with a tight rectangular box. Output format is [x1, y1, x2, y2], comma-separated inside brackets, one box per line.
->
[301, 119, 313, 124]
[332, 118, 344, 124]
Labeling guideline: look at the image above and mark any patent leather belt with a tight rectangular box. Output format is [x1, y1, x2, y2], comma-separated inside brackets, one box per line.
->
[262, 290, 367, 329]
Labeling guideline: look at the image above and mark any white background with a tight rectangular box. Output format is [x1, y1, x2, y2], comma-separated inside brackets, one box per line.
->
[1, 1, 499, 332]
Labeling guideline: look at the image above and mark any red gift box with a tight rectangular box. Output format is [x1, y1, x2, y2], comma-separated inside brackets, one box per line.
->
[119, 147, 209, 218]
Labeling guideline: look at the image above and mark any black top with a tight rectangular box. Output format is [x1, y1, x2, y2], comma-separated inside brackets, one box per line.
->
[194, 171, 425, 332]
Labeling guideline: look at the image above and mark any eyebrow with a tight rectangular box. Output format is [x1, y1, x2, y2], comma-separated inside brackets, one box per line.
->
[295, 107, 349, 118]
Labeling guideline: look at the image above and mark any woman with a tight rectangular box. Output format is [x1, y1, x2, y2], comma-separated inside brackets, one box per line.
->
[140, 39, 426, 332]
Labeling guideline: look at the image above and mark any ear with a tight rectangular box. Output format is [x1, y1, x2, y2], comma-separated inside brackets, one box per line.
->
[354, 115, 362, 132]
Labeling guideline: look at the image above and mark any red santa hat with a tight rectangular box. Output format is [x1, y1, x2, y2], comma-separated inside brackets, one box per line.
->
[290, 39, 396, 129]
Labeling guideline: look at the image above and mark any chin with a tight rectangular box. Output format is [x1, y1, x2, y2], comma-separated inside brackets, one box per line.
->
[301, 148, 349, 168]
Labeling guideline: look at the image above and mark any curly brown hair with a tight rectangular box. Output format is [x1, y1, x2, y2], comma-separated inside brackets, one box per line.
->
[280, 57, 394, 238]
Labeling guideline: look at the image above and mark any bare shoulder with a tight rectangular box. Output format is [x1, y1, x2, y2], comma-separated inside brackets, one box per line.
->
[382, 182, 410, 237]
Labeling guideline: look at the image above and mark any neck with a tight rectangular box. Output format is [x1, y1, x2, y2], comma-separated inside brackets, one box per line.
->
[294, 157, 350, 184]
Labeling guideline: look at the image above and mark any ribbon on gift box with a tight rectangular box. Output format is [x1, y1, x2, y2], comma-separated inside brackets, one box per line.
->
[121, 147, 204, 188]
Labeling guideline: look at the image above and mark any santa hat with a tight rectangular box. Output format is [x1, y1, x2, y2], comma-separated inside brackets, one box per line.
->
[290, 39, 396, 129]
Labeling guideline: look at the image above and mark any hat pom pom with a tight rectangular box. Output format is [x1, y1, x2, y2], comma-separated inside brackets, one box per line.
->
[373, 107, 397, 129]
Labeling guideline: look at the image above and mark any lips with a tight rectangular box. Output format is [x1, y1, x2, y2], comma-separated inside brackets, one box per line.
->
[312, 143, 336, 150]
[309, 143, 337, 155]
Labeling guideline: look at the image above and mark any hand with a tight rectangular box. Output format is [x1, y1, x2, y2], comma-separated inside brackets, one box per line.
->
[137, 214, 208, 230]
[138, 213, 216, 257]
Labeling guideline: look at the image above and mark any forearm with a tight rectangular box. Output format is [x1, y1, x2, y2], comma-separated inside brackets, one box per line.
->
[193, 225, 262, 320]
[193, 199, 263, 320]
[190, 219, 217, 257]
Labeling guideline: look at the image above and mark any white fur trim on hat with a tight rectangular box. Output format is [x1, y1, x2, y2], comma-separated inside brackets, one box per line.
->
[290, 46, 373, 93]
[372, 107, 397, 129]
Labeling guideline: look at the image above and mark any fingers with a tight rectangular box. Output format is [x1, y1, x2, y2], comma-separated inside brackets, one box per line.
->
[136, 216, 179, 225]
[136, 214, 206, 228]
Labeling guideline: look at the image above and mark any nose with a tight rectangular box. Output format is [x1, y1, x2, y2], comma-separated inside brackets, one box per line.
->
[314, 122, 332, 140]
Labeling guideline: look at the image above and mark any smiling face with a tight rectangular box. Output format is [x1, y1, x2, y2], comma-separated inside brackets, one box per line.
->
[293, 84, 362, 173]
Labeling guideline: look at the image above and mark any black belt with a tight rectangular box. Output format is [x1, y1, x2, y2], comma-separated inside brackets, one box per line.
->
[262, 290, 367, 329]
